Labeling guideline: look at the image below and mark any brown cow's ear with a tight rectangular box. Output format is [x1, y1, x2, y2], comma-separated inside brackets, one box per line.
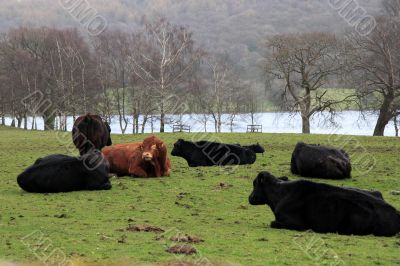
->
[157, 143, 165, 149]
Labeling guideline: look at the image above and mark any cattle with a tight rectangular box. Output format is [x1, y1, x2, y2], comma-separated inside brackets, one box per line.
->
[102, 136, 171, 178]
[291, 142, 351, 179]
[171, 139, 256, 167]
[17, 153, 111, 193]
[72, 114, 112, 155]
[235, 143, 265, 154]
[249, 172, 400, 236]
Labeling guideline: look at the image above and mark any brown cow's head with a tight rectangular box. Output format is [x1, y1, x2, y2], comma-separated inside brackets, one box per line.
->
[141, 136, 167, 163]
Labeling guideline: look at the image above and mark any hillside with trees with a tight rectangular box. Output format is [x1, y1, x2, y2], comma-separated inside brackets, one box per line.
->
[0, 0, 383, 82]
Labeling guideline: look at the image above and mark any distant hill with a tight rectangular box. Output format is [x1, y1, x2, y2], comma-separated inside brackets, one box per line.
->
[0, 0, 383, 83]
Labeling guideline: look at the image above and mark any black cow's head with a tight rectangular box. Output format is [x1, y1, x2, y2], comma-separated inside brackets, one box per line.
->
[105, 122, 112, 146]
[249, 172, 288, 206]
[250, 143, 265, 154]
[171, 139, 185, 156]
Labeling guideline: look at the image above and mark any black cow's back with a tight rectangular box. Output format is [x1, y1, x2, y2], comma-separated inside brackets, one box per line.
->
[277, 180, 400, 236]
[172, 140, 257, 167]
[291, 142, 351, 179]
[17, 154, 111, 193]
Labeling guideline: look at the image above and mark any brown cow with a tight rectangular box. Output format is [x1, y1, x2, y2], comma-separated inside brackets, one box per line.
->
[72, 114, 112, 155]
[102, 136, 171, 178]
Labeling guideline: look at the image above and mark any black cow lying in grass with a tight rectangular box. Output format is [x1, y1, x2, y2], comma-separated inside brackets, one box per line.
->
[291, 142, 351, 179]
[249, 172, 400, 236]
[171, 139, 257, 167]
[17, 153, 111, 193]
[235, 143, 265, 154]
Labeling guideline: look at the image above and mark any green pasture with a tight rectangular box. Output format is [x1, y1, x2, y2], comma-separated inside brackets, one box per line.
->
[0, 126, 399, 265]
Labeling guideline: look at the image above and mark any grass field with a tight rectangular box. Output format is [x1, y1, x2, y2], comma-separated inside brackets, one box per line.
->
[0, 126, 399, 266]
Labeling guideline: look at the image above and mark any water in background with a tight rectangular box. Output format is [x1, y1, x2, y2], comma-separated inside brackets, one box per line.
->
[3, 111, 397, 136]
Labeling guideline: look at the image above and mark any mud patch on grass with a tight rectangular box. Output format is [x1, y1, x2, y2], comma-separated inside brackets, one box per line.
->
[126, 224, 164, 233]
[176, 192, 190, 200]
[117, 235, 127, 244]
[166, 244, 197, 255]
[235, 176, 250, 180]
[170, 234, 204, 244]
[214, 182, 232, 190]
[163, 262, 197, 266]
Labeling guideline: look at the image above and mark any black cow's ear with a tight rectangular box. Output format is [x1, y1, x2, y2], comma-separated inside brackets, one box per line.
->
[257, 172, 267, 184]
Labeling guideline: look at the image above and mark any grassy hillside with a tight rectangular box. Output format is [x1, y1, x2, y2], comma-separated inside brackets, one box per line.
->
[0, 126, 399, 265]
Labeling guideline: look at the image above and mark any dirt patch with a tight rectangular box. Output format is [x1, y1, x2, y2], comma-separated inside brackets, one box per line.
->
[235, 176, 250, 180]
[126, 224, 164, 233]
[170, 234, 204, 244]
[164, 262, 196, 266]
[176, 192, 190, 200]
[215, 182, 233, 190]
[175, 201, 193, 209]
[54, 214, 67, 218]
[166, 245, 197, 255]
[117, 235, 127, 244]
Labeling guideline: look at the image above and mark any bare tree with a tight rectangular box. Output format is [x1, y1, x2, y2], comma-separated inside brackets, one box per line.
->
[242, 82, 262, 125]
[394, 115, 399, 137]
[129, 17, 201, 132]
[265, 32, 354, 134]
[382, 0, 400, 17]
[93, 30, 132, 134]
[226, 80, 245, 132]
[206, 54, 236, 133]
[0, 27, 97, 131]
[348, 16, 400, 136]
[92, 43, 114, 123]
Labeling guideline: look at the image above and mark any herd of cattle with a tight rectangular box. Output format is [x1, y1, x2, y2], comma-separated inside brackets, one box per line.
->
[17, 114, 400, 237]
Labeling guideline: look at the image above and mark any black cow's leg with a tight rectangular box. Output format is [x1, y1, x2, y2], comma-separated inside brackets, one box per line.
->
[270, 220, 287, 229]
[188, 162, 198, 167]
[271, 217, 306, 231]
[272, 204, 307, 231]
[86, 181, 112, 191]
[100, 182, 112, 190]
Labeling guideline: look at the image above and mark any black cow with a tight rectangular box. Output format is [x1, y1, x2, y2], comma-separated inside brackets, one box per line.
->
[249, 172, 400, 236]
[72, 114, 112, 155]
[235, 143, 265, 154]
[171, 139, 257, 167]
[17, 153, 112, 193]
[291, 142, 351, 179]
